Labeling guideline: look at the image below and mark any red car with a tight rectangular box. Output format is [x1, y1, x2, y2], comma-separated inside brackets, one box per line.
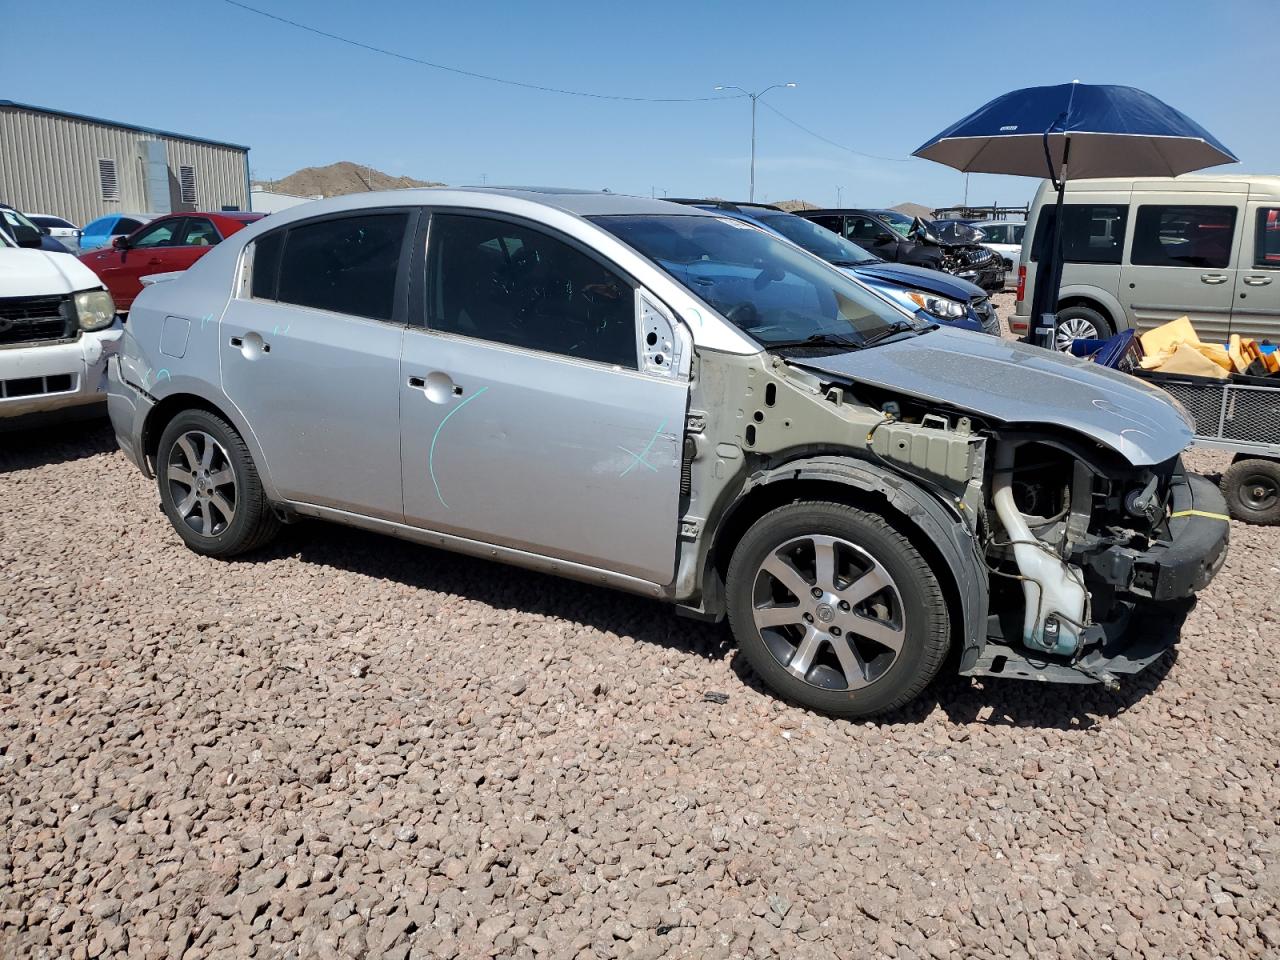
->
[80, 212, 264, 311]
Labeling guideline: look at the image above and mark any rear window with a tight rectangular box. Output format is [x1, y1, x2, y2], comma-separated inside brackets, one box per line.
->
[1131, 204, 1236, 269]
[250, 231, 283, 299]
[1030, 204, 1129, 265]
[115, 218, 142, 235]
[275, 213, 408, 321]
[31, 216, 74, 230]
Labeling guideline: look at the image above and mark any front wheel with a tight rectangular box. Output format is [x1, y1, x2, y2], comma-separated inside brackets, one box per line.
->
[726, 501, 951, 718]
[1054, 305, 1113, 352]
[156, 408, 281, 556]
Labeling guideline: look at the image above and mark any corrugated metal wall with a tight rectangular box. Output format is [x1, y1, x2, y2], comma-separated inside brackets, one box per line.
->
[0, 106, 248, 226]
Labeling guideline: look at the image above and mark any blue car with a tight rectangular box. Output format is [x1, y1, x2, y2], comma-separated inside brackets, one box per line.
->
[78, 213, 155, 253]
[669, 200, 999, 335]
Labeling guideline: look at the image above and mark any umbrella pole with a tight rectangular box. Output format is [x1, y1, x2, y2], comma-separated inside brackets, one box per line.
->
[1029, 134, 1070, 349]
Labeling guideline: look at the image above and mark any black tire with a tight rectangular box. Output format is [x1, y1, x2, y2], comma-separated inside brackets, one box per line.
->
[725, 501, 950, 718]
[156, 408, 281, 556]
[1054, 304, 1114, 352]
[1222, 458, 1280, 525]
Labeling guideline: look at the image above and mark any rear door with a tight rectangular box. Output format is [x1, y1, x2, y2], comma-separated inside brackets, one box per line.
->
[220, 209, 413, 520]
[1231, 201, 1280, 340]
[1120, 194, 1245, 341]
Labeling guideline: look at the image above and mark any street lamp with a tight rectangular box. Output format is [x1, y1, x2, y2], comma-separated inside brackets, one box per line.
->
[714, 82, 797, 202]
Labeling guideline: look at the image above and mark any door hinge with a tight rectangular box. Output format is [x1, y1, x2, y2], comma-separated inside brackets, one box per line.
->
[686, 411, 706, 433]
[679, 517, 702, 541]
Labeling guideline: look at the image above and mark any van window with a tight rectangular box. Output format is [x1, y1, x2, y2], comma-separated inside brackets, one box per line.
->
[1255, 208, 1280, 268]
[276, 213, 408, 321]
[1030, 204, 1128, 265]
[1131, 205, 1237, 269]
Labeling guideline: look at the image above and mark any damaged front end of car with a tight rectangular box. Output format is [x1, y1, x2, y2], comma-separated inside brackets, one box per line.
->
[724, 325, 1230, 689]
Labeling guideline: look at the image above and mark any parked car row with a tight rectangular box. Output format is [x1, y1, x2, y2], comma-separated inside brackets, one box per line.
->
[98, 187, 1227, 719]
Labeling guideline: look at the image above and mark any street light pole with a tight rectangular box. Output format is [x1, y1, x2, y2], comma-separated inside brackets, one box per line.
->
[715, 82, 797, 202]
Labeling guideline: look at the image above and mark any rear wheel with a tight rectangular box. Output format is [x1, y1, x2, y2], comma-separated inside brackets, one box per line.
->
[156, 409, 280, 556]
[1054, 305, 1113, 352]
[726, 501, 950, 718]
[1222, 458, 1280, 525]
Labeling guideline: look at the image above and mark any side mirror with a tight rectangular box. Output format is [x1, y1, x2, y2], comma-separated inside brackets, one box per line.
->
[873, 233, 894, 246]
[12, 223, 42, 248]
[112, 235, 130, 250]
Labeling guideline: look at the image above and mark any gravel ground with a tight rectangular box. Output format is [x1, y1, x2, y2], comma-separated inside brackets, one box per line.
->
[3, 308, 1279, 958]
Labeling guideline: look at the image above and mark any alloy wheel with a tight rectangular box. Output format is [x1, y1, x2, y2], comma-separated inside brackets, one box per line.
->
[1055, 316, 1100, 352]
[750, 534, 906, 691]
[166, 430, 237, 537]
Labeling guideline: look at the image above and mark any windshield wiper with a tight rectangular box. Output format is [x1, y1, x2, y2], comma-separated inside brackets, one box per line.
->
[859, 319, 922, 347]
[763, 333, 864, 351]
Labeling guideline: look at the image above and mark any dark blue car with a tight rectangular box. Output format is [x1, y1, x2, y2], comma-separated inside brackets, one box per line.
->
[669, 200, 999, 335]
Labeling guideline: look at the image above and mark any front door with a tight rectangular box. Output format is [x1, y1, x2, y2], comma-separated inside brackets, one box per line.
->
[1231, 203, 1280, 341]
[220, 209, 413, 520]
[88, 215, 186, 309]
[400, 212, 689, 585]
[1119, 197, 1245, 341]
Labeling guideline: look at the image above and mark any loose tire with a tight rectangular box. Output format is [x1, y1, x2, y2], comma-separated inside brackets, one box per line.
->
[1054, 305, 1113, 352]
[726, 501, 950, 718]
[156, 409, 280, 556]
[1222, 458, 1280, 525]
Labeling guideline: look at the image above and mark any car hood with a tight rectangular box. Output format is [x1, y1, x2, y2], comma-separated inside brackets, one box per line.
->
[794, 325, 1193, 466]
[0, 247, 102, 297]
[849, 261, 985, 300]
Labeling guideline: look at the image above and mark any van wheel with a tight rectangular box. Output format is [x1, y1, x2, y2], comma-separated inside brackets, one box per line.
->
[725, 501, 950, 718]
[156, 409, 281, 556]
[1222, 458, 1280, 525]
[1055, 305, 1113, 352]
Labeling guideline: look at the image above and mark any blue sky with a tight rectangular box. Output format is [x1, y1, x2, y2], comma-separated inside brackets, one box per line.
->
[2, 0, 1273, 209]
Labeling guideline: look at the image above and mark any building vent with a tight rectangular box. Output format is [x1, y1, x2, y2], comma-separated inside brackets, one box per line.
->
[98, 158, 119, 201]
[179, 165, 197, 205]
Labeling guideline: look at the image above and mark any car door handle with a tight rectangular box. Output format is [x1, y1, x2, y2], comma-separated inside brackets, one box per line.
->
[1242, 275, 1273, 286]
[1200, 273, 1228, 285]
[409, 374, 464, 399]
[230, 334, 270, 355]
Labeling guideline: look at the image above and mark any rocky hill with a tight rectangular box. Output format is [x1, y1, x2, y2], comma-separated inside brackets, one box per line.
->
[253, 162, 444, 199]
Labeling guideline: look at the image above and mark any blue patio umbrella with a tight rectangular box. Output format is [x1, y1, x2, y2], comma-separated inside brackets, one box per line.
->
[913, 83, 1237, 347]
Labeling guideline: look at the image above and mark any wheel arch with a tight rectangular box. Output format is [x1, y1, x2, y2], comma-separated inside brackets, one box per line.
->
[142, 391, 282, 502]
[1056, 288, 1126, 334]
[702, 457, 988, 670]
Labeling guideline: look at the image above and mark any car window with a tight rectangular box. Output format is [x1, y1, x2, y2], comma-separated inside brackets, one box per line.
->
[756, 213, 878, 265]
[1010, 224, 1026, 244]
[179, 217, 221, 247]
[980, 225, 1007, 244]
[593, 214, 909, 349]
[131, 219, 182, 248]
[428, 213, 637, 368]
[249, 230, 284, 300]
[1254, 208, 1280, 268]
[1030, 204, 1129, 265]
[31, 216, 74, 230]
[276, 212, 408, 321]
[845, 216, 889, 242]
[808, 216, 844, 235]
[114, 218, 142, 235]
[1131, 205, 1237, 269]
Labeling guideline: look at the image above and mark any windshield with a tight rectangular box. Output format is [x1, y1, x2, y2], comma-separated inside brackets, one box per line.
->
[753, 213, 879, 265]
[876, 210, 916, 238]
[591, 214, 914, 348]
[0, 227, 13, 248]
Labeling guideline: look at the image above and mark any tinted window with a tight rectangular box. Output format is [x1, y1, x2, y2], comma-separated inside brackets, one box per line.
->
[1030, 204, 1129, 265]
[1254, 208, 1280, 268]
[31, 216, 74, 230]
[593, 214, 910, 349]
[429, 214, 636, 368]
[1131, 205, 1236, 269]
[756, 213, 877, 265]
[130, 219, 182, 248]
[250, 231, 284, 300]
[114, 218, 142, 235]
[808, 215, 844, 234]
[179, 217, 220, 247]
[845, 216, 890, 242]
[277, 213, 408, 321]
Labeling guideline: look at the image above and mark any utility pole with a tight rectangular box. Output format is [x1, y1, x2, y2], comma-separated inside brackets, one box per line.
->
[836, 185, 842, 207]
[714, 82, 797, 202]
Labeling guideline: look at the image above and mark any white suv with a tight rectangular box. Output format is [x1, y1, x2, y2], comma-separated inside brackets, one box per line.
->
[0, 226, 120, 424]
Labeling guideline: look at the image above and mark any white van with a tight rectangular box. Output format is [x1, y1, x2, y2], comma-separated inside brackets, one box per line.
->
[1013, 175, 1280, 347]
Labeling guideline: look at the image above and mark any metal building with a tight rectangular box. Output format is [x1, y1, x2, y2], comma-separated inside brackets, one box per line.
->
[0, 101, 250, 226]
